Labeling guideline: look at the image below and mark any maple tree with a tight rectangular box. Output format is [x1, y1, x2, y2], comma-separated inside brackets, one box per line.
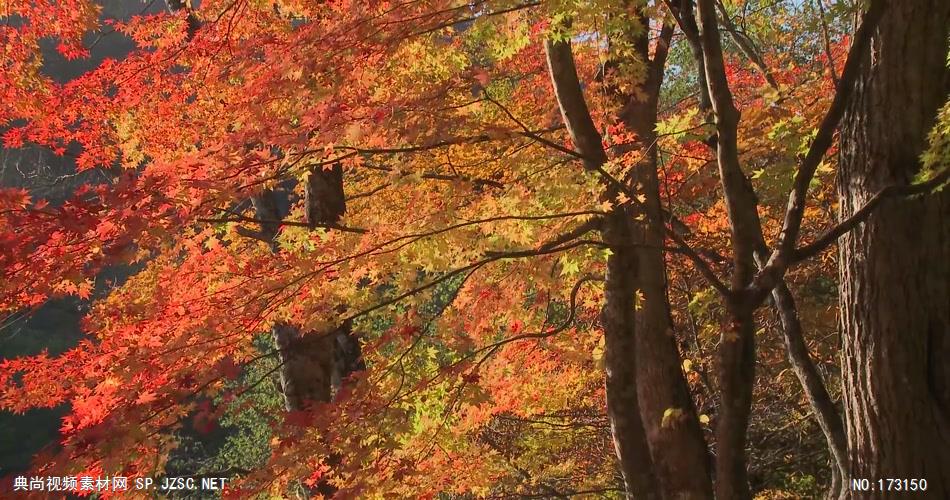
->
[0, 0, 947, 498]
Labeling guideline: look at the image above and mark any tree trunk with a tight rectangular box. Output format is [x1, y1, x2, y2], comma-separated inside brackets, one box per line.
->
[714, 305, 755, 500]
[602, 207, 662, 500]
[545, 36, 662, 498]
[695, 0, 764, 494]
[251, 187, 362, 411]
[165, 0, 360, 490]
[675, 0, 848, 491]
[547, 28, 714, 497]
[624, 87, 714, 500]
[271, 323, 340, 410]
[305, 163, 346, 228]
[837, 0, 950, 496]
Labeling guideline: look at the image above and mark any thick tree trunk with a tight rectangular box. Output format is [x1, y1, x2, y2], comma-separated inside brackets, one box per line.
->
[272, 323, 340, 410]
[837, 0, 950, 496]
[546, 37, 661, 498]
[251, 188, 361, 411]
[631, 169, 714, 500]
[253, 183, 361, 498]
[305, 164, 346, 228]
[625, 98, 714, 500]
[602, 207, 661, 500]
[547, 30, 713, 497]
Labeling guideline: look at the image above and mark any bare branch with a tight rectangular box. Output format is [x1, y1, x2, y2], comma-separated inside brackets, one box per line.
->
[665, 0, 712, 111]
[409, 2, 542, 37]
[793, 168, 949, 262]
[814, 0, 839, 86]
[482, 91, 585, 159]
[666, 228, 733, 297]
[649, 14, 677, 93]
[198, 214, 368, 234]
[714, 0, 779, 90]
[472, 273, 603, 361]
[697, 0, 764, 287]
[359, 163, 505, 189]
[343, 239, 597, 322]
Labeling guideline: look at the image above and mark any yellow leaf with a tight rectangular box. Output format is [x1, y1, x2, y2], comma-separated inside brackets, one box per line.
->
[682, 359, 693, 372]
[661, 407, 685, 429]
[560, 257, 580, 276]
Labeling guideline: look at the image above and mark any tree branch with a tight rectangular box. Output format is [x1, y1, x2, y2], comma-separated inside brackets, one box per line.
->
[793, 168, 949, 262]
[198, 214, 368, 233]
[543, 35, 609, 170]
[359, 163, 505, 189]
[484, 217, 604, 257]
[482, 91, 586, 159]
[665, 0, 712, 111]
[814, 0, 839, 86]
[714, 0, 779, 90]
[666, 227, 733, 297]
[472, 273, 602, 361]
[330, 126, 567, 157]
[649, 14, 677, 93]
[343, 239, 596, 322]
[697, 0, 763, 288]
[751, 0, 887, 297]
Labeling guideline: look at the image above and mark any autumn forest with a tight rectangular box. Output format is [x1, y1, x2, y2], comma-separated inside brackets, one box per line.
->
[0, 0, 948, 498]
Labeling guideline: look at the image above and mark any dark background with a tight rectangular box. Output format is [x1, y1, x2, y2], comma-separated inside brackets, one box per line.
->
[0, 0, 162, 475]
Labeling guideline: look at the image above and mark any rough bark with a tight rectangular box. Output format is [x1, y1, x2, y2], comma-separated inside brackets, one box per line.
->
[162, 0, 358, 413]
[629, 129, 714, 500]
[544, 36, 661, 498]
[250, 190, 344, 411]
[678, 2, 897, 497]
[752, 0, 885, 298]
[546, 23, 714, 496]
[272, 320, 361, 411]
[837, 0, 950, 496]
[622, 13, 714, 498]
[305, 163, 346, 228]
[253, 184, 362, 499]
[164, 2, 360, 492]
[602, 207, 662, 500]
[271, 323, 340, 410]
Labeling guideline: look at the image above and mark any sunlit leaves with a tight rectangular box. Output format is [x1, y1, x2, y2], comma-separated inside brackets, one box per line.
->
[0, 0, 870, 497]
